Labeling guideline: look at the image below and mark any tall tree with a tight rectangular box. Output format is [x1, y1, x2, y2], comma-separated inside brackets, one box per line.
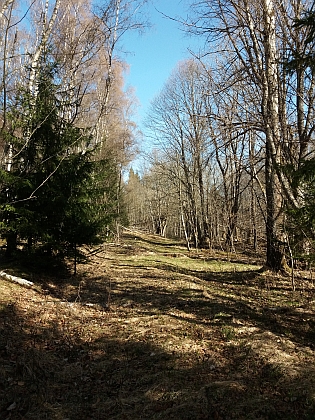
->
[188, 0, 315, 268]
[0, 48, 115, 257]
[0, 0, 145, 256]
[146, 60, 211, 247]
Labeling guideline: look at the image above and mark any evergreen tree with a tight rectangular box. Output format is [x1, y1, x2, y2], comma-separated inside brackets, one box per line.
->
[0, 50, 117, 259]
[284, 6, 315, 263]
[286, 159, 315, 263]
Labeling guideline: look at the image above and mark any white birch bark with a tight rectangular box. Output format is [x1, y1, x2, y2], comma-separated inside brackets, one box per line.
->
[189, 0, 315, 265]
[28, 0, 61, 101]
[0, 271, 34, 288]
[0, 0, 14, 16]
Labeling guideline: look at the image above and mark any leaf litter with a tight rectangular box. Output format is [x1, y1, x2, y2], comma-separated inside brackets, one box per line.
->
[0, 230, 315, 419]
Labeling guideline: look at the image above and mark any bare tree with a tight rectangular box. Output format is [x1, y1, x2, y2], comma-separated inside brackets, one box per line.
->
[146, 59, 212, 247]
[188, 0, 315, 268]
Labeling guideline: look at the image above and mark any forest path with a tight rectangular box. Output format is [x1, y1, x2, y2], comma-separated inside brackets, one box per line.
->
[0, 230, 315, 419]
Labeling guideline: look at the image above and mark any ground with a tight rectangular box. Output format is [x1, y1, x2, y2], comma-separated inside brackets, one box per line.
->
[0, 230, 315, 419]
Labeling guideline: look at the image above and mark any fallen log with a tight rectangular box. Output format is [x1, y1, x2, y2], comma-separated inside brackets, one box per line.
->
[0, 271, 34, 288]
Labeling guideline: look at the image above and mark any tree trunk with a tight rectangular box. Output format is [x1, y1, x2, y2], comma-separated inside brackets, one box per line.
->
[5, 232, 17, 258]
[181, 211, 191, 251]
[263, 0, 286, 270]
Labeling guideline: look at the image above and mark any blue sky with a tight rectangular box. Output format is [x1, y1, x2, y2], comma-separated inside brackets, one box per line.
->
[122, 0, 199, 130]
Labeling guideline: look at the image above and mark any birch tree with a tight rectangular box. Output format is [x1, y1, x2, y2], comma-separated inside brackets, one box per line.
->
[0, 0, 145, 254]
[189, 0, 315, 269]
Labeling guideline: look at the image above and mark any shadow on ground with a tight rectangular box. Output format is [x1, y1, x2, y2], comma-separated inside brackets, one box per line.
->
[1, 232, 315, 419]
[1, 300, 315, 420]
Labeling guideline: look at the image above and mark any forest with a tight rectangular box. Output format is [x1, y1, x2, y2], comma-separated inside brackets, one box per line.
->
[1, 0, 315, 419]
[126, 0, 315, 274]
[0, 0, 140, 261]
[1, 0, 315, 270]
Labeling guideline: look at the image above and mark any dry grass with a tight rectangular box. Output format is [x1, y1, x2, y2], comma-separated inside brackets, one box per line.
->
[0, 230, 315, 419]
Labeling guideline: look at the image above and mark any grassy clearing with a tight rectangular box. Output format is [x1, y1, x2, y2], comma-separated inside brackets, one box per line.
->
[0, 230, 315, 419]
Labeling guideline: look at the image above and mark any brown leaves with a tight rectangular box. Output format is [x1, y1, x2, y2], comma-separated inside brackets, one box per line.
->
[1, 231, 315, 418]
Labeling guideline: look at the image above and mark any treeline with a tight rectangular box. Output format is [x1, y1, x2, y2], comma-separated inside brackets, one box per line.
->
[0, 0, 144, 259]
[126, 0, 315, 271]
[3, 0, 315, 272]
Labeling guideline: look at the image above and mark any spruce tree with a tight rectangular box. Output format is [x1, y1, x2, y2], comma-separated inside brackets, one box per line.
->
[0, 50, 117, 260]
[286, 160, 315, 263]
[284, 7, 315, 263]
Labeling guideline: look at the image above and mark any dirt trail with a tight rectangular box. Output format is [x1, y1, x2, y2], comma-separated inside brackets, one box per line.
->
[1, 231, 315, 419]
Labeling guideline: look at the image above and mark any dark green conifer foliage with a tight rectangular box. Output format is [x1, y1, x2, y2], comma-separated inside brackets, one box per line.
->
[0, 51, 117, 261]
[284, 6, 315, 263]
[286, 159, 315, 262]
